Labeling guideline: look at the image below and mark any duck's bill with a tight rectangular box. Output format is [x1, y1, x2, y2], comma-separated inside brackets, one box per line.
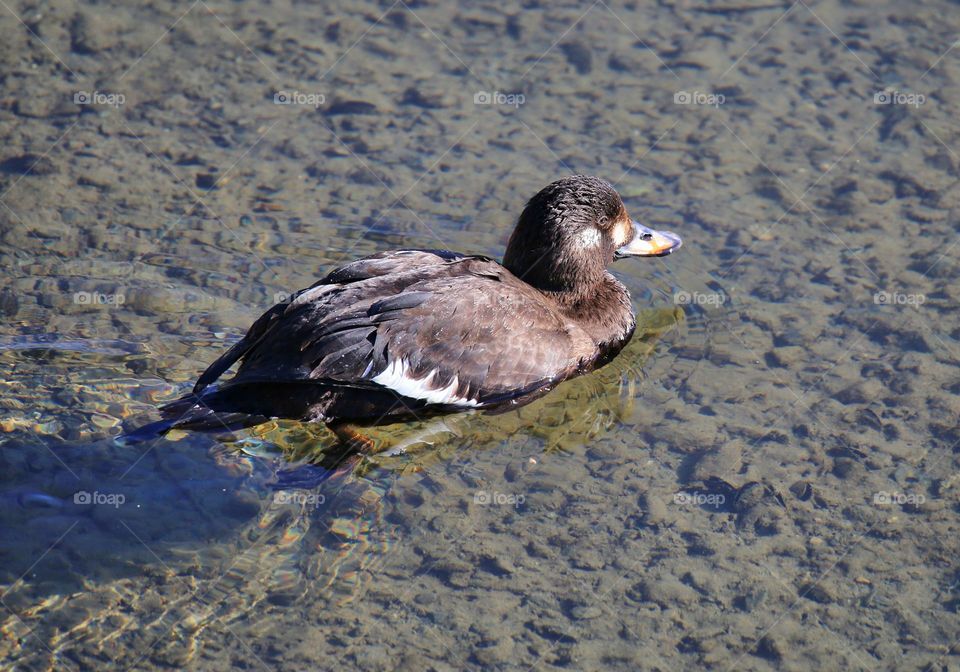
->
[615, 220, 683, 258]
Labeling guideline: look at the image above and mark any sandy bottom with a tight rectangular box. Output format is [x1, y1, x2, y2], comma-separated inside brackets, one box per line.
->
[1, 0, 959, 669]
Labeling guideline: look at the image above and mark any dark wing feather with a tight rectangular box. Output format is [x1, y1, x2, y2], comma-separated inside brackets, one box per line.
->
[223, 257, 597, 406]
[192, 250, 465, 394]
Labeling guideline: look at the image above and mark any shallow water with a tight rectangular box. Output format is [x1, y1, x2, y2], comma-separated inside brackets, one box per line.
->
[2, 0, 959, 669]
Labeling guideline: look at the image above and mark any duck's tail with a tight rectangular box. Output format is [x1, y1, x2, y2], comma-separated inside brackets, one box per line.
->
[118, 387, 270, 444]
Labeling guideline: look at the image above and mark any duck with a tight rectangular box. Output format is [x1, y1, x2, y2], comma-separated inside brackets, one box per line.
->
[125, 175, 681, 443]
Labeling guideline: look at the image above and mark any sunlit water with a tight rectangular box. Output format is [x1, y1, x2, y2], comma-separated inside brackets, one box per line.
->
[2, 0, 959, 670]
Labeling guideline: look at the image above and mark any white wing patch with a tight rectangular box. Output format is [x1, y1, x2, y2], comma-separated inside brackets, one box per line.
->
[371, 358, 481, 407]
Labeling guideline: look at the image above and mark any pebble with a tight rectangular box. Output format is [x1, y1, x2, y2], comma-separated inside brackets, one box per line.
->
[789, 480, 813, 501]
[607, 50, 647, 72]
[755, 634, 784, 661]
[691, 440, 744, 481]
[767, 346, 805, 367]
[472, 638, 514, 666]
[195, 173, 219, 190]
[13, 95, 63, 119]
[325, 100, 378, 116]
[672, 420, 719, 454]
[89, 413, 120, 429]
[560, 41, 592, 74]
[832, 380, 884, 405]
[480, 553, 516, 575]
[570, 605, 602, 620]
[832, 457, 864, 480]
[1, 153, 57, 176]
[568, 547, 605, 570]
[78, 170, 113, 190]
[631, 578, 698, 607]
[400, 86, 453, 109]
[71, 12, 116, 53]
[800, 582, 834, 604]
[413, 591, 436, 605]
[353, 645, 391, 671]
[641, 492, 672, 527]
[736, 587, 766, 612]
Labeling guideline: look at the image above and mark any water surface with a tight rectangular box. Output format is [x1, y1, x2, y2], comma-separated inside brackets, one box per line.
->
[1, 0, 959, 670]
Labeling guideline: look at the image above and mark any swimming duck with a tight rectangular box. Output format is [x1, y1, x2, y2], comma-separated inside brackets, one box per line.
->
[129, 175, 680, 441]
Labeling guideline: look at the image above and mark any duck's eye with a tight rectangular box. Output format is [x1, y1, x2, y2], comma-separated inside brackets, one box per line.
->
[597, 215, 609, 227]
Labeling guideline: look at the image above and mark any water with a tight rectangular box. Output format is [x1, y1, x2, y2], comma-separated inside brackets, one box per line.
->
[1, 0, 958, 669]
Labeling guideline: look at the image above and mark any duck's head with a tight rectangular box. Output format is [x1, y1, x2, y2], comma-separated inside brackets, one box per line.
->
[502, 175, 682, 293]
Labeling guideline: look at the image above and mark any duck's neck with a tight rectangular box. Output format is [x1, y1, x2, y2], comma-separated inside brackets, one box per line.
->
[546, 272, 636, 356]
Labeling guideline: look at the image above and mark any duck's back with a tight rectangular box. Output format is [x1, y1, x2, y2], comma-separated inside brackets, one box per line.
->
[178, 249, 599, 425]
